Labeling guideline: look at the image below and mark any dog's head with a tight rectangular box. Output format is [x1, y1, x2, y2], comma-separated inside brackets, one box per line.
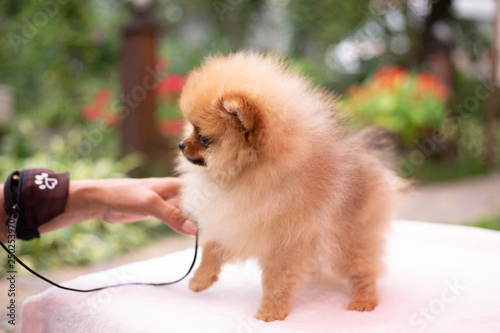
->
[177, 52, 328, 183]
[178, 88, 264, 182]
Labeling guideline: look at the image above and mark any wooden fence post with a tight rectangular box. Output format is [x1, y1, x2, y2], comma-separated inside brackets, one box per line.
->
[121, 0, 159, 176]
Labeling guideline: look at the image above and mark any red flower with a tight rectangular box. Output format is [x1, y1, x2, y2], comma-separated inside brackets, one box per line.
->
[81, 89, 117, 126]
[415, 72, 449, 101]
[372, 65, 408, 90]
[157, 74, 186, 98]
[81, 105, 100, 121]
[159, 119, 185, 136]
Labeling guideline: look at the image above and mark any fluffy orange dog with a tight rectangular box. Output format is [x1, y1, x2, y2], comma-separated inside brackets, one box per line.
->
[177, 52, 396, 322]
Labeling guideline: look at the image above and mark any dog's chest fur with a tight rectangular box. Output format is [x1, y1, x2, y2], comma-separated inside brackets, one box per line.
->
[180, 165, 275, 259]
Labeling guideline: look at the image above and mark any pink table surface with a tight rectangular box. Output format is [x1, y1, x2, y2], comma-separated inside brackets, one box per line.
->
[21, 221, 500, 333]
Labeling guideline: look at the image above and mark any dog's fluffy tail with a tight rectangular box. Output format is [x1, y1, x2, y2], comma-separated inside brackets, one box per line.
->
[354, 125, 413, 192]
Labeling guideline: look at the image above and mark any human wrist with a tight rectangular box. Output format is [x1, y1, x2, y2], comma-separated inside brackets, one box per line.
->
[64, 180, 106, 221]
[37, 180, 104, 234]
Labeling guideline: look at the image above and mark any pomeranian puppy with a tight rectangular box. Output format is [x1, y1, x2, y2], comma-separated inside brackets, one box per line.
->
[176, 52, 396, 322]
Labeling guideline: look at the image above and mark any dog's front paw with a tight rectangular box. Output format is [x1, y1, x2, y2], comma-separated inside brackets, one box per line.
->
[189, 275, 217, 292]
[255, 304, 289, 322]
[347, 298, 378, 312]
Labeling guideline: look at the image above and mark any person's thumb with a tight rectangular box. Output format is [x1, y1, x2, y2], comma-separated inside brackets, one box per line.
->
[148, 195, 196, 235]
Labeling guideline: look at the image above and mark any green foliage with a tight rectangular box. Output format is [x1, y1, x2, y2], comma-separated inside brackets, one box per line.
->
[0, 1, 125, 123]
[398, 119, 500, 181]
[398, 151, 487, 182]
[453, 69, 490, 120]
[292, 56, 332, 86]
[473, 215, 500, 232]
[289, 0, 372, 53]
[0, 116, 132, 173]
[343, 66, 449, 145]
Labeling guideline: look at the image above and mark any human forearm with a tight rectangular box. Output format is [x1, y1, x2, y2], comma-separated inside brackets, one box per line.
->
[1, 177, 195, 239]
[37, 180, 103, 234]
[39, 178, 195, 235]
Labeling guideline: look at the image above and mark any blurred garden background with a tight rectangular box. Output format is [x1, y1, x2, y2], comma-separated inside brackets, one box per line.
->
[0, 0, 499, 279]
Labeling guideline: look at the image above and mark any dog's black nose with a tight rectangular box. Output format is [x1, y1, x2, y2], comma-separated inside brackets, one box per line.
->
[179, 141, 186, 151]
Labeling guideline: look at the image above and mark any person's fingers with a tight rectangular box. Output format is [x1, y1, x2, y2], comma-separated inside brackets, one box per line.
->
[147, 177, 184, 198]
[146, 194, 196, 236]
[105, 214, 149, 224]
[165, 195, 182, 209]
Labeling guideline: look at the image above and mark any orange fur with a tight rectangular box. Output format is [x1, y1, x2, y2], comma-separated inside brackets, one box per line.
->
[176, 52, 396, 322]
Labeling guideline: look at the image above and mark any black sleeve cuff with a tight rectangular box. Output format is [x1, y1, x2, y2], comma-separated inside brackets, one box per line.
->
[4, 169, 69, 240]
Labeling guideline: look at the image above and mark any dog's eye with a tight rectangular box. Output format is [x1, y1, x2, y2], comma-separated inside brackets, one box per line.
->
[198, 135, 210, 146]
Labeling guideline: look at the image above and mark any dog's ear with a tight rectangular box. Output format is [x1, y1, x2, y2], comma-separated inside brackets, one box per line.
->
[220, 94, 260, 132]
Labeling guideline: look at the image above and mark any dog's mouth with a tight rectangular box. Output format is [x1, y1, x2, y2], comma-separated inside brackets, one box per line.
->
[187, 157, 206, 166]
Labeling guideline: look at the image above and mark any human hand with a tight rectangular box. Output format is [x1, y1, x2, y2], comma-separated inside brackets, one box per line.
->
[100, 178, 196, 235]
[38, 177, 196, 236]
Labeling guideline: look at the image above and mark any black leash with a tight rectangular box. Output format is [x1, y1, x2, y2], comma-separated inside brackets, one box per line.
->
[0, 231, 198, 292]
